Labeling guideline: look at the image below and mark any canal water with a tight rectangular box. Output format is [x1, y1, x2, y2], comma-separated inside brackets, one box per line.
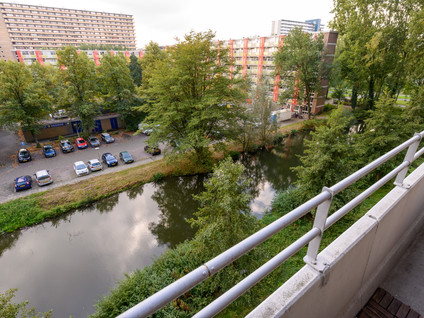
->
[0, 134, 307, 317]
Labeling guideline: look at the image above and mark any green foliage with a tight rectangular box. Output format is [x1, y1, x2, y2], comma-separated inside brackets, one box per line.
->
[56, 46, 99, 135]
[293, 106, 357, 205]
[323, 103, 337, 113]
[354, 93, 409, 178]
[0, 289, 52, 318]
[151, 172, 165, 182]
[0, 61, 52, 144]
[331, 0, 421, 108]
[250, 76, 277, 147]
[98, 53, 138, 126]
[128, 55, 142, 87]
[274, 27, 328, 119]
[141, 31, 248, 161]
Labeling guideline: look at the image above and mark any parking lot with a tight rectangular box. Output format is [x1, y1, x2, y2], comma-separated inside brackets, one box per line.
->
[0, 131, 164, 203]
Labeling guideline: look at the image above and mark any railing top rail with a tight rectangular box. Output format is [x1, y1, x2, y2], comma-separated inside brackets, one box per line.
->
[118, 130, 424, 318]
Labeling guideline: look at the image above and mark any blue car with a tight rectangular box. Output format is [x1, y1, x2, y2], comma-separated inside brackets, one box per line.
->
[101, 152, 118, 167]
[14, 175, 32, 192]
[43, 145, 56, 158]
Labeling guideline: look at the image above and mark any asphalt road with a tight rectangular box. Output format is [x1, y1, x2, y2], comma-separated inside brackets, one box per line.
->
[0, 132, 164, 204]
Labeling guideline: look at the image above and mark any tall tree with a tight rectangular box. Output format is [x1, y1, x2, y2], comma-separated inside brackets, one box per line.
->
[138, 41, 167, 95]
[250, 77, 277, 147]
[0, 61, 52, 145]
[189, 156, 261, 257]
[331, 0, 420, 109]
[293, 106, 357, 205]
[141, 31, 247, 163]
[56, 46, 99, 135]
[98, 53, 137, 125]
[128, 54, 142, 87]
[274, 27, 328, 119]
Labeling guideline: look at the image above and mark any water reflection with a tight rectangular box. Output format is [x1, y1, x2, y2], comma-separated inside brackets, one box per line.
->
[149, 175, 204, 248]
[0, 134, 307, 318]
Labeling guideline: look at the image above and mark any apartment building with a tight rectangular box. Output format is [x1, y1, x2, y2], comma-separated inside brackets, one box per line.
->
[14, 48, 143, 65]
[271, 19, 323, 36]
[0, 2, 136, 61]
[220, 30, 338, 114]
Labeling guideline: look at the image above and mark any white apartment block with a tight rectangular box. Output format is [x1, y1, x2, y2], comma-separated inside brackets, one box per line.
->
[0, 2, 136, 61]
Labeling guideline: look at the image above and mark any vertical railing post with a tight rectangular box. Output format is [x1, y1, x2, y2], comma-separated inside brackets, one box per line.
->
[303, 187, 333, 272]
[394, 133, 422, 188]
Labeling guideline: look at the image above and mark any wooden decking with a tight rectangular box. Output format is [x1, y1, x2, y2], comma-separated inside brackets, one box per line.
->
[357, 288, 423, 318]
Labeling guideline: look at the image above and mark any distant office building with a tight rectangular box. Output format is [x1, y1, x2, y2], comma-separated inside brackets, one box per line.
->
[271, 19, 323, 36]
[0, 2, 136, 61]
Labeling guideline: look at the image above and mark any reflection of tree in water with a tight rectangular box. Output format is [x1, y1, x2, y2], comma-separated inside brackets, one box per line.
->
[94, 194, 120, 213]
[0, 231, 21, 258]
[149, 175, 206, 248]
[241, 133, 307, 196]
[126, 185, 144, 200]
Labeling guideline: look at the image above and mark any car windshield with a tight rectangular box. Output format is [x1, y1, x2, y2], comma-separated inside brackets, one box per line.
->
[92, 162, 100, 166]
[20, 150, 29, 156]
[16, 177, 26, 182]
[90, 137, 98, 142]
[106, 154, 114, 159]
[122, 153, 130, 158]
[63, 142, 70, 146]
[76, 164, 86, 170]
[103, 134, 111, 138]
[38, 175, 50, 180]
[44, 146, 52, 150]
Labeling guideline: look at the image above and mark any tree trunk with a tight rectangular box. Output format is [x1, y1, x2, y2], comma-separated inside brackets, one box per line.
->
[351, 85, 358, 109]
[368, 76, 375, 110]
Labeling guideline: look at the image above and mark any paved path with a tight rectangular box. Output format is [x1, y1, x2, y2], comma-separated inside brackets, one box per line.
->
[0, 132, 164, 204]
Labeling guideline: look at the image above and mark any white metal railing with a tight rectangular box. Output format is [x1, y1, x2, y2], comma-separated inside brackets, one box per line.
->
[117, 131, 424, 318]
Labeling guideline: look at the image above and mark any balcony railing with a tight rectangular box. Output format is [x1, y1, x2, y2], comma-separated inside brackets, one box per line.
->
[117, 131, 424, 318]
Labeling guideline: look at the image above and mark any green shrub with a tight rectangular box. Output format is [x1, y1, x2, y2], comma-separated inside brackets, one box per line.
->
[151, 172, 165, 182]
[323, 103, 337, 113]
[273, 133, 285, 145]
[228, 150, 241, 161]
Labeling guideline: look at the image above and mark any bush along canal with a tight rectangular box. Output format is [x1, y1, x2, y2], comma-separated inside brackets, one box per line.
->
[0, 133, 308, 317]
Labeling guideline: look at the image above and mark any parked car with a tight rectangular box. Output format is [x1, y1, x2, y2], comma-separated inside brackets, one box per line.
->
[52, 109, 68, 119]
[144, 145, 161, 156]
[119, 151, 134, 164]
[43, 145, 56, 158]
[87, 159, 103, 172]
[60, 140, 74, 153]
[17, 148, 32, 163]
[101, 153, 118, 167]
[14, 175, 32, 192]
[73, 161, 89, 177]
[101, 132, 115, 144]
[88, 136, 101, 148]
[34, 170, 53, 186]
[75, 137, 88, 149]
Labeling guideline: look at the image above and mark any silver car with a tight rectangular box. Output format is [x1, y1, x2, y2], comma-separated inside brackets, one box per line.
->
[87, 159, 103, 172]
[74, 161, 89, 177]
[34, 170, 53, 186]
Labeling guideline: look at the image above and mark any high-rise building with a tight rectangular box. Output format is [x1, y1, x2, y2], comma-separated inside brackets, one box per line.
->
[220, 30, 338, 114]
[271, 19, 323, 36]
[0, 2, 136, 61]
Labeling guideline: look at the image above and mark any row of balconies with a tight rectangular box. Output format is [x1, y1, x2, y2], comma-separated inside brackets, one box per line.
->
[10, 34, 135, 40]
[3, 18, 135, 29]
[0, 4, 133, 20]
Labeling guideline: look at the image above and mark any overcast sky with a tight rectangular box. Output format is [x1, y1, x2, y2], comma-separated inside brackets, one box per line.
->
[7, 0, 336, 48]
